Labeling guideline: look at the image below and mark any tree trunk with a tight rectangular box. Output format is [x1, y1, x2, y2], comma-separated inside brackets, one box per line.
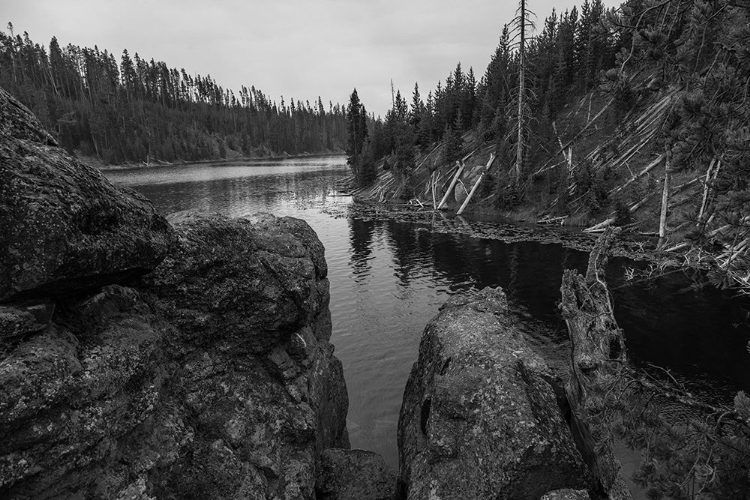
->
[437, 161, 465, 209]
[516, 0, 526, 183]
[560, 227, 633, 499]
[658, 148, 671, 240]
[457, 154, 496, 215]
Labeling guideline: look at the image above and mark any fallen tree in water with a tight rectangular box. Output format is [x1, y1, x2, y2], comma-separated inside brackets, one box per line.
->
[561, 228, 750, 499]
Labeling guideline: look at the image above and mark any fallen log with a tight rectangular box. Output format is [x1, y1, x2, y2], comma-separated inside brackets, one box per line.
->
[658, 149, 671, 240]
[437, 161, 465, 210]
[698, 159, 721, 225]
[611, 154, 664, 196]
[583, 218, 615, 233]
[558, 97, 615, 154]
[537, 215, 568, 225]
[560, 227, 633, 500]
[456, 154, 496, 215]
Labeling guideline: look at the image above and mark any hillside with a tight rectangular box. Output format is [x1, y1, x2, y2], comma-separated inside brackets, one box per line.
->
[347, 0, 750, 290]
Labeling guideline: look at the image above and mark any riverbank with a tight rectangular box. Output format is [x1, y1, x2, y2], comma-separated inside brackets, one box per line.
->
[346, 184, 750, 301]
[84, 151, 346, 171]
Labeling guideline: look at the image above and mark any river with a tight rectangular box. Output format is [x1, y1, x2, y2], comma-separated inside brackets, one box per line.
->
[104, 155, 750, 473]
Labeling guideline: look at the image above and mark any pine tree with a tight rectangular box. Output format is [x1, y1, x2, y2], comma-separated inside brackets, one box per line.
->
[346, 88, 368, 183]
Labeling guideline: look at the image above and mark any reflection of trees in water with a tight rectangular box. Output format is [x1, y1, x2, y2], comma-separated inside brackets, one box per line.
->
[366, 217, 589, 323]
[134, 168, 343, 216]
[359, 216, 750, 397]
[348, 217, 376, 278]
[385, 222, 424, 289]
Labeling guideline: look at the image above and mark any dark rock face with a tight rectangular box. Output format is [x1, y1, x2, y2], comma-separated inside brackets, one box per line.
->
[143, 212, 332, 353]
[0, 285, 169, 498]
[0, 87, 174, 303]
[0, 214, 349, 499]
[316, 448, 397, 500]
[0, 89, 350, 499]
[398, 288, 591, 499]
[142, 213, 349, 500]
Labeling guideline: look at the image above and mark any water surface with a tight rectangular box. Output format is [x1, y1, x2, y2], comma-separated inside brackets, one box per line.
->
[106, 156, 750, 470]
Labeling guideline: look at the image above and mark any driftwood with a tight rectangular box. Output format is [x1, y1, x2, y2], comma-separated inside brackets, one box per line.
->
[537, 215, 568, 225]
[658, 150, 671, 240]
[560, 228, 633, 499]
[583, 217, 615, 233]
[558, 97, 615, 154]
[437, 161, 465, 209]
[610, 153, 664, 196]
[456, 154, 496, 215]
[698, 158, 721, 225]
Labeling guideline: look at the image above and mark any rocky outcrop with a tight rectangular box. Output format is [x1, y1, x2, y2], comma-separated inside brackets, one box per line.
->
[398, 287, 591, 499]
[0, 87, 174, 303]
[0, 214, 349, 499]
[0, 86, 349, 500]
[315, 448, 397, 500]
[141, 212, 349, 500]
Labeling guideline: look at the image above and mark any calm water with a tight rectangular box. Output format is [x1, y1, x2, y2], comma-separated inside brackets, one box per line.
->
[105, 156, 750, 470]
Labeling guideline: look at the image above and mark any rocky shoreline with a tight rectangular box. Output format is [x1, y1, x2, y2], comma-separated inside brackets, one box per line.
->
[0, 87, 363, 499]
[2, 85, 622, 499]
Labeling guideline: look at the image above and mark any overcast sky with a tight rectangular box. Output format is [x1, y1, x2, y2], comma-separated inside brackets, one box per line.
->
[6, 0, 619, 118]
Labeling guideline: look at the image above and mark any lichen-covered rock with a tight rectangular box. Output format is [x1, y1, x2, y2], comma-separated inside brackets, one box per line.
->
[316, 448, 397, 500]
[0, 87, 174, 303]
[398, 287, 591, 499]
[140, 213, 349, 500]
[0, 285, 167, 498]
[0, 212, 350, 500]
[143, 212, 332, 353]
[0, 300, 54, 339]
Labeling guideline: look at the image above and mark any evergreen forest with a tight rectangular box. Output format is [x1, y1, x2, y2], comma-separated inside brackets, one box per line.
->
[0, 23, 349, 164]
[346, 0, 750, 271]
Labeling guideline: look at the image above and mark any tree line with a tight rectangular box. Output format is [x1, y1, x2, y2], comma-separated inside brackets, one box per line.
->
[347, 0, 622, 190]
[348, 0, 750, 237]
[0, 23, 349, 164]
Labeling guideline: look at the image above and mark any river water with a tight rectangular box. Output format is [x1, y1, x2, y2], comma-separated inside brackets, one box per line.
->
[104, 155, 750, 472]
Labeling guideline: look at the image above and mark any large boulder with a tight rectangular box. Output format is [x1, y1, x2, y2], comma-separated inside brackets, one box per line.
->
[0, 213, 350, 500]
[142, 211, 331, 353]
[142, 213, 349, 500]
[398, 287, 591, 499]
[0, 87, 174, 303]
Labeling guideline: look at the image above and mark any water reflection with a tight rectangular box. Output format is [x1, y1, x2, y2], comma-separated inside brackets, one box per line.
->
[105, 159, 750, 472]
[105, 157, 350, 218]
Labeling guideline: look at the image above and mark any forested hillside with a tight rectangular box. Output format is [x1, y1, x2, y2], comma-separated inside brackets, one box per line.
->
[347, 0, 624, 190]
[348, 0, 750, 288]
[0, 23, 348, 164]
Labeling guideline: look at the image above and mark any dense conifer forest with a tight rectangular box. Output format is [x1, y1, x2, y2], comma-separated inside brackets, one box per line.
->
[347, 0, 750, 273]
[0, 23, 349, 164]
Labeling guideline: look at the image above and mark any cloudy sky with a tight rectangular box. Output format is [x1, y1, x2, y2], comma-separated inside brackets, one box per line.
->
[6, 0, 619, 118]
